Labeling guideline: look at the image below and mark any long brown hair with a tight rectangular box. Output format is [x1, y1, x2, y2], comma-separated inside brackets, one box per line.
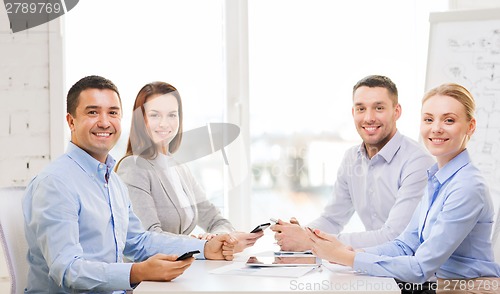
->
[120, 82, 183, 163]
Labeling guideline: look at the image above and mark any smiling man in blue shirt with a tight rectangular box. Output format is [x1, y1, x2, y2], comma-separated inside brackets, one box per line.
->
[22, 75, 236, 293]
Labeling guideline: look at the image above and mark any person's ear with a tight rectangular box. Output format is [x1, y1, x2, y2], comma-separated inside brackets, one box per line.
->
[467, 118, 476, 136]
[394, 103, 402, 121]
[66, 113, 75, 132]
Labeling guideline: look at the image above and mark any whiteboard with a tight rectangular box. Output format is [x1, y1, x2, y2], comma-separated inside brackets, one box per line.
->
[426, 8, 500, 220]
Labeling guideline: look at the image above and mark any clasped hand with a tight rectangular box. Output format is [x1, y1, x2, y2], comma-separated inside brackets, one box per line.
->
[192, 231, 264, 253]
[204, 233, 238, 260]
[270, 217, 312, 251]
[305, 228, 356, 267]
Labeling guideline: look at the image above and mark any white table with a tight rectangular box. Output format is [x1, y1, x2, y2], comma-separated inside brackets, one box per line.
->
[134, 237, 400, 294]
[134, 260, 400, 293]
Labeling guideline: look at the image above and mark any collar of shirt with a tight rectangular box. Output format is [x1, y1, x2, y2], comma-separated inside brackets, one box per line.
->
[427, 149, 471, 186]
[423, 149, 471, 228]
[66, 142, 117, 183]
[356, 130, 403, 163]
[156, 152, 175, 168]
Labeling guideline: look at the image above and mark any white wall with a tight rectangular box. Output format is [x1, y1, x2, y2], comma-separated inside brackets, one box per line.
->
[450, 0, 500, 10]
[0, 7, 65, 189]
[0, 4, 65, 282]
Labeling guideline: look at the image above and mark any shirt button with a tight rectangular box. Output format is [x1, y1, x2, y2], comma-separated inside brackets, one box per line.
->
[104, 183, 108, 188]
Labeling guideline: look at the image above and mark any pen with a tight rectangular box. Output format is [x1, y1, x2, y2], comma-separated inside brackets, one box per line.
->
[270, 218, 278, 224]
[274, 251, 313, 255]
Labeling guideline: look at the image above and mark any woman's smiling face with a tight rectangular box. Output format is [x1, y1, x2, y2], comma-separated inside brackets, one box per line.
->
[420, 94, 475, 168]
[144, 93, 179, 152]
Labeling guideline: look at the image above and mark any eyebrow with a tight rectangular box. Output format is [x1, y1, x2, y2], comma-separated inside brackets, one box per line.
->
[146, 110, 178, 113]
[354, 101, 386, 106]
[84, 105, 121, 110]
[422, 112, 457, 116]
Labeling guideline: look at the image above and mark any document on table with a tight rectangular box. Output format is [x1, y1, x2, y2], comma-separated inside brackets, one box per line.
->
[321, 262, 357, 274]
[209, 262, 319, 278]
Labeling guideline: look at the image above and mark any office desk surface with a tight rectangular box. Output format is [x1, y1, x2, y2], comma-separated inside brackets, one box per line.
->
[134, 250, 400, 293]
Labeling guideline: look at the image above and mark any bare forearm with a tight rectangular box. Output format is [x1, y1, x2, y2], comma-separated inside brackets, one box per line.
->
[338, 249, 356, 267]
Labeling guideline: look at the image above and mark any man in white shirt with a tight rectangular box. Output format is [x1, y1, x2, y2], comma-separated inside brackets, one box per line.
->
[271, 75, 434, 249]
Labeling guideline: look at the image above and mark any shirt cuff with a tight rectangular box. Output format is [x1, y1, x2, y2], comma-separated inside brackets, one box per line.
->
[353, 252, 378, 275]
[194, 239, 207, 260]
[362, 245, 381, 255]
[107, 262, 134, 290]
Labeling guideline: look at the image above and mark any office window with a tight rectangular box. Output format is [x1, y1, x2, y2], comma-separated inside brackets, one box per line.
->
[248, 0, 448, 227]
[63, 0, 449, 232]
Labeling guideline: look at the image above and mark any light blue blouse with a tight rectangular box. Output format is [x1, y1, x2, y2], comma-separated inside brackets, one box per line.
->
[354, 149, 500, 283]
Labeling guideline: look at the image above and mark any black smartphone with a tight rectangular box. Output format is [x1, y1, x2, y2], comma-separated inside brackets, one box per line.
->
[250, 222, 271, 233]
[176, 250, 200, 261]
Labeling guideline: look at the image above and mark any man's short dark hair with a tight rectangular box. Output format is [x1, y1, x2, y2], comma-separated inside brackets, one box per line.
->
[67, 75, 121, 116]
[353, 75, 398, 105]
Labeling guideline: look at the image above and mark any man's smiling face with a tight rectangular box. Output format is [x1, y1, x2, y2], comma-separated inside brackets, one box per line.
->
[66, 88, 122, 163]
[352, 86, 401, 157]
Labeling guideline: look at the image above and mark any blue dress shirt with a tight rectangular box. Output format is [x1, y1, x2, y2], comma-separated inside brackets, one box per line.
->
[354, 149, 500, 283]
[23, 142, 205, 293]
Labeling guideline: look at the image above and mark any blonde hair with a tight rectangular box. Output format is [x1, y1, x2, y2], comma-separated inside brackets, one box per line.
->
[422, 83, 475, 121]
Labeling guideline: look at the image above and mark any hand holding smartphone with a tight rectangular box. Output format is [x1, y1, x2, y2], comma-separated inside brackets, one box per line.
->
[176, 250, 200, 261]
[250, 222, 271, 233]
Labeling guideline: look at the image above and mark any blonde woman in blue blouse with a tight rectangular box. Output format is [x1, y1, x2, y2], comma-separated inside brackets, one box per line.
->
[307, 83, 500, 293]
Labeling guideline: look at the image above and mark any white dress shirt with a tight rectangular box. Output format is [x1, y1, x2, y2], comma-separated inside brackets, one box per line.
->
[308, 131, 435, 248]
[159, 153, 195, 232]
